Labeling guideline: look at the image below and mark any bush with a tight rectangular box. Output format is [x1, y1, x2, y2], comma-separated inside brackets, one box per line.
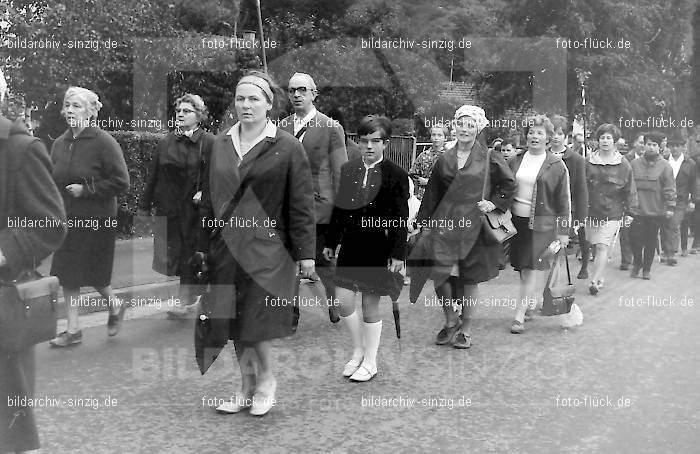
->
[110, 130, 165, 237]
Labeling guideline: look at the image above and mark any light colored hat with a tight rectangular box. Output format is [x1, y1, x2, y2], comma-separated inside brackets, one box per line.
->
[454, 105, 489, 132]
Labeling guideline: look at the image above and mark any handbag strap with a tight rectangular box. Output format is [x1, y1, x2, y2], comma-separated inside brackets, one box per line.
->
[562, 248, 572, 285]
[481, 147, 491, 200]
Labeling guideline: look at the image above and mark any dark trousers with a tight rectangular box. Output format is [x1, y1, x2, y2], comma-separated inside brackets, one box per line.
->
[660, 208, 684, 256]
[680, 214, 691, 251]
[619, 223, 633, 265]
[693, 207, 700, 249]
[630, 216, 662, 271]
[315, 224, 336, 306]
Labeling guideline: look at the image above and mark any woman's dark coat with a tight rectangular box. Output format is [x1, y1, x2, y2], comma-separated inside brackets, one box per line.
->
[139, 129, 214, 278]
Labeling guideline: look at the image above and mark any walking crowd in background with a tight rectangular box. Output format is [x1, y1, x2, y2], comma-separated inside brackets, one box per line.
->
[2, 68, 699, 451]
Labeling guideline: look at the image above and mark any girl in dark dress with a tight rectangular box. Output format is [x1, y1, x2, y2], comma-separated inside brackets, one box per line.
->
[49, 87, 130, 346]
[323, 116, 409, 382]
[138, 94, 214, 317]
[415, 105, 515, 349]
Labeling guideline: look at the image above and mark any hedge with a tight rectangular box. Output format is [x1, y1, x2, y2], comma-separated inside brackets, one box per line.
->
[111, 130, 165, 237]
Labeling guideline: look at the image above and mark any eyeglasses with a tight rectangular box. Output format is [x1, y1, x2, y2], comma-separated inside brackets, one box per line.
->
[176, 108, 195, 114]
[288, 87, 309, 95]
[357, 138, 385, 145]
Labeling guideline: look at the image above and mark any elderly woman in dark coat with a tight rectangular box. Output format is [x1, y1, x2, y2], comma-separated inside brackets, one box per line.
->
[49, 87, 130, 346]
[138, 94, 214, 317]
[415, 105, 515, 349]
[198, 71, 315, 416]
[1, 115, 67, 453]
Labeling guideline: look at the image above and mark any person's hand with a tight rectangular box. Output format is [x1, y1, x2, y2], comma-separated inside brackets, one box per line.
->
[322, 247, 335, 262]
[192, 191, 202, 205]
[298, 259, 316, 279]
[65, 184, 84, 198]
[388, 258, 404, 273]
[418, 177, 429, 186]
[557, 234, 570, 248]
[477, 199, 496, 213]
[665, 210, 674, 219]
[687, 202, 695, 212]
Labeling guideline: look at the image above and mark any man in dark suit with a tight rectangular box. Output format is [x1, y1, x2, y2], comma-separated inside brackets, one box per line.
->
[661, 132, 696, 261]
[280, 72, 348, 323]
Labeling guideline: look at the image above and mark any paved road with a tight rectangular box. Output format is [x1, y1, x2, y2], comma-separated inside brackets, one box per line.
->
[30, 252, 700, 453]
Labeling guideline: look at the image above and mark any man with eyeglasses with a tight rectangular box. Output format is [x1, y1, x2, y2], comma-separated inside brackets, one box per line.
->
[280, 72, 348, 323]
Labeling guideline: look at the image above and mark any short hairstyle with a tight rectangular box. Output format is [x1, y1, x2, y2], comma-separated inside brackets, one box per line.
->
[62, 86, 102, 119]
[633, 132, 645, 143]
[644, 131, 665, 146]
[549, 115, 568, 133]
[357, 115, 392, 139]
[595, 123, 621, 142]
[174, 93, 208, 123]
[430, 122, 449, 136]
[524, 114, 554, 139]
[289, 72, 317, 91]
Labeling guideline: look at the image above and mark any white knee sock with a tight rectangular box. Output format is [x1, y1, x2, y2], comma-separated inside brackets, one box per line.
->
[361, 320, 382, 369]
[341, 311, 363, 362]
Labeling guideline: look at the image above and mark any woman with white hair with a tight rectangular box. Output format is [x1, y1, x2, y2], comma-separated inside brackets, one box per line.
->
[49, 86, 130, 347]
[138, 94, 214, 317]
[415, 105, 515, 348]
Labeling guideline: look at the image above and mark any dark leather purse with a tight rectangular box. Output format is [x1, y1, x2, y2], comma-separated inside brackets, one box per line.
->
[0, 270, 59, 351]
[541, 249, 575, 316]
[480, 147, 516, 244]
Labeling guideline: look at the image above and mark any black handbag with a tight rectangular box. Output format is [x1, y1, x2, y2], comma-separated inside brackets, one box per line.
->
[480, 147, 517, 244]
[0, 270, 59, 351]
[541, 249, 575, 316]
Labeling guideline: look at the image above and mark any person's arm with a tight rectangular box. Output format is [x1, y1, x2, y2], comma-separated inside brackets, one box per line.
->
[0, 140, 67, 276]
[387, 169, 410, 261]
[555, 163, 572, 237]
[288, 141, 316, 261]
[575, 157, 589, 220]
[329, 122, 348, 197]
[661, 163, 677, 212]
[325, 164, 351, 251]
[82, 134, 130, 198]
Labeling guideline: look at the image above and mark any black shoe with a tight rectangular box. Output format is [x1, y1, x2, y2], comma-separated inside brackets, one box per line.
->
[619, 264, 630, 271]
[328, 307, 340, 324]
[642, 270, 651, 280]
[107, 299, 128, 337]
[577, 269, 589, 280]
[436, 323, 460, 345]
[666, 257, 677, 266]
[49, 330, 82, 347]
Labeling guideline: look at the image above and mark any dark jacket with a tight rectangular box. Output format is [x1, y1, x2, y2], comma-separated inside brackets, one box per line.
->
[51, 127, 130, 217]
[1, 117, 67, 453]
[554, 147, 588, 221]
[279, 111, 348, 224]
[630, 156, 676, 217]
[586, 151, 637, 221]
[415, 142, 515, 280]
[509, 152, 571, 234]
[197, 123, 315, 343]
[665, 154, 696, 209]
[139, 129, 214, 276]
[326, 157, 409, 261]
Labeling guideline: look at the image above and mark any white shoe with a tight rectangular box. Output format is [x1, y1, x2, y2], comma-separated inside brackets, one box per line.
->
[342, 358, 363, 377]
[249, 379, 276, 416]
[349, 362, 377, 382]
[215, 393, 252, 414]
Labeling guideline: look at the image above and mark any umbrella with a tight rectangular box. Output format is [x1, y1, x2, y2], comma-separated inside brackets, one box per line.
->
[387, 271, 404, 339]
[194, 286, 235, 375]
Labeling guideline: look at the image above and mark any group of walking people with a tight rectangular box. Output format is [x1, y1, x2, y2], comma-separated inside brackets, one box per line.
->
[2, 67, 698, 452]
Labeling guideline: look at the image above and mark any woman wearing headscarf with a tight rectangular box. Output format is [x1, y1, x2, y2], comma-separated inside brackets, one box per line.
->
[49, 86, 130, 347]
[415, 105, 516, 348]
[138, 94, 214, 317]
[409, 122, 449, 200]
[198, 70, 315, 416]
[508, 115, 571, 334]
